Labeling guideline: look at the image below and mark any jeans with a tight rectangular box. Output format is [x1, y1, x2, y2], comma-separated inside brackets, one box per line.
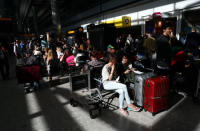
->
[103, 81, 131, 108]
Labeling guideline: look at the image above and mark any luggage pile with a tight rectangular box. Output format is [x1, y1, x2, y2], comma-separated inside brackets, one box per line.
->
[129, 69, 170, 116]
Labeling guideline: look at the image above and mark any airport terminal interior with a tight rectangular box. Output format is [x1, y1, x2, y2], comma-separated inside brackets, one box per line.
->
[0, 0, 200, 131]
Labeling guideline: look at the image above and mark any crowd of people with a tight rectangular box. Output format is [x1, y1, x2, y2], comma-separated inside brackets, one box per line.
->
[0, 23, 199, 115]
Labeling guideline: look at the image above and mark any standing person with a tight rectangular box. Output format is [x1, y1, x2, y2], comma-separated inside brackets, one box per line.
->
[14, 40, 25, 66]
[0, 44, 5, 80]
[41, 37, 48, 51]
[46, 49, 58, 81]
[1, 43, 9, 79]
[56, 47, 64, 61]
[126, 34, 133, 45]
[184, 27, 200, 59]
[28, 40, 34, 51]
[33, 45, 42, 56]
[143, 31, 156, 59]
[102, 54, 140, 116]
[156, 23, 172, 65]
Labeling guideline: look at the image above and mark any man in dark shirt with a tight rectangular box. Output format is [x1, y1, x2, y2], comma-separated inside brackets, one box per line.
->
[156, 23, 172, 65]
[184, 28, 200, 59]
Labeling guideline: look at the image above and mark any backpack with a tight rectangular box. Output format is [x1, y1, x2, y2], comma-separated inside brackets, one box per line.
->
[124, 71, 135, 84]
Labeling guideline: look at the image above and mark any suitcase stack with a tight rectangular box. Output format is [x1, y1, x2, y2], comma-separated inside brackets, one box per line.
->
[132, 72, 155, 107]
[144, 76, 169, 115]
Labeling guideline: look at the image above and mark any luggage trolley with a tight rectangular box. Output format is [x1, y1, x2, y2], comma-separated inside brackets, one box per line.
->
[69, 69, 102, 119]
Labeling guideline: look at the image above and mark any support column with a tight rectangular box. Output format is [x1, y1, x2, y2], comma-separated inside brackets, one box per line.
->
[176, 10, 182, 40]
[32, 6, 39, 36]
[51, 0, 61, 38]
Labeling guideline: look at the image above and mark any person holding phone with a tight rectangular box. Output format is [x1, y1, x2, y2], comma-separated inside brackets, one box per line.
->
[102, 54, 140, 116]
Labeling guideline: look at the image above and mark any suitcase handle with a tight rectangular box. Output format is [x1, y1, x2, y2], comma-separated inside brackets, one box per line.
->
[146, 80, 150, 109]
[151, 97, 161, 99]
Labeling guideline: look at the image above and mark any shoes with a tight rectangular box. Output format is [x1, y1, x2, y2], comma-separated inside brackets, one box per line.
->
[127, 105, 141, 112]
[120, 108, 129, 116]
[127, 107, 141, 112]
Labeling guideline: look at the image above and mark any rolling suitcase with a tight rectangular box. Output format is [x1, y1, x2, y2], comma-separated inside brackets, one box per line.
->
[144, 76, 169, 116]
[132, 72, 155, 107]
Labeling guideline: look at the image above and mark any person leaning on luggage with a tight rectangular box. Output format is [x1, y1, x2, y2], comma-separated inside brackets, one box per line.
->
[102, 54, 140, 116]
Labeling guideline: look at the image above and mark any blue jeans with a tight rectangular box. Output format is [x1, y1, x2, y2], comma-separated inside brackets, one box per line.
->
[103, 81, 131, 108]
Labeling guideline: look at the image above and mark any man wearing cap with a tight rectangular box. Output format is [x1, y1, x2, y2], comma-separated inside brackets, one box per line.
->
[104, 44, 115, 62]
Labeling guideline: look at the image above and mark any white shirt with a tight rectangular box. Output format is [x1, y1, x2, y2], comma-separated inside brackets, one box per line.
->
[57, 52, 64, 59]
[102, 64, 119, 83]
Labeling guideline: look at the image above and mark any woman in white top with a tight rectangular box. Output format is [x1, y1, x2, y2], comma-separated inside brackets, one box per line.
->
[56, 47, 64, 61]
[102, 54, 140, 116]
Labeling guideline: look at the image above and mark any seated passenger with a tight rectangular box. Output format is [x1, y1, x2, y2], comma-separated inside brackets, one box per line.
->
[119, 55, 136, 84]
[88, 51, 104, 69]
[25, 50, 38, 65]
[102, 54, 140, 116]
[81, 50, 105, 81]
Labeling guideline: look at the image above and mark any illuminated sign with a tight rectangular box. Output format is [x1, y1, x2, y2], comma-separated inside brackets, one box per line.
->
[67, 30, 75, 34]
[78, 27, 83, 32]
[0, 18, 12, 21]
[101, 16, 131, 28]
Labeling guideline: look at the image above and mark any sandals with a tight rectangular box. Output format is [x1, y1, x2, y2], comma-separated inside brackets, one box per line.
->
[128, 105, 141, 112]
[120, 108, 129, 116]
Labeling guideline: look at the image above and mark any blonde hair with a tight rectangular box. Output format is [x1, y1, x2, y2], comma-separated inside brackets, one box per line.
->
[47, 49, 56, 61]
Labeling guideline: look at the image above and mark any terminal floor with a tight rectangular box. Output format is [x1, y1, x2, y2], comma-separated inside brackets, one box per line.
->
[0, 58, 200, 131]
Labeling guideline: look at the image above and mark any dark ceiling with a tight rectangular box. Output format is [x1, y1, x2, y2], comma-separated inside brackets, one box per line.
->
[0, 0, 145, 34]
[17, 0, 144, 34]
[19, 0, 114, 33]
[0, 0, 115, 34]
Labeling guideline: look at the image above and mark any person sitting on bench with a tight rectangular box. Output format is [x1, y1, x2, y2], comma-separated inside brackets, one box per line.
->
[102, 54, 140, 116]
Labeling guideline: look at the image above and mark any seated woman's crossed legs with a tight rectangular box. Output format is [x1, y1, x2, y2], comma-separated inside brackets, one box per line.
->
[103, 81, 140, 116]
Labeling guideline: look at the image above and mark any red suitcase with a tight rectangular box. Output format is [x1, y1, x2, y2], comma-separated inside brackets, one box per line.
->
[17, 65, 41, 83]
[144, 76, 169, 116]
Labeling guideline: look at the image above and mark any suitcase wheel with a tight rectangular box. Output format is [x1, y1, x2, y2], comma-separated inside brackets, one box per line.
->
[25, 88, 30, 94]
[89, 108, 101, 119]
[70, 99, 78, 107]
